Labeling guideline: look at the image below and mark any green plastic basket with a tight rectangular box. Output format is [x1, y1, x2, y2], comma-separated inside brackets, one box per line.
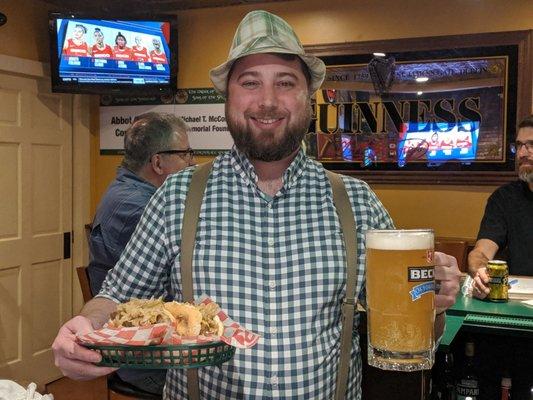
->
[83, 341, 235, 369]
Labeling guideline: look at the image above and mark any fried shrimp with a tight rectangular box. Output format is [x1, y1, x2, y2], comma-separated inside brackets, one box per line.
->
[164, 302, 202, 336]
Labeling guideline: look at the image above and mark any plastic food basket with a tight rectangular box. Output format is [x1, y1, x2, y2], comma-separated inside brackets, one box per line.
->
[83, 341, 235, 369]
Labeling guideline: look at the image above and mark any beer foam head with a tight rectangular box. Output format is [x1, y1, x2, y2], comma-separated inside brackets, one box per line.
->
[366, 229, 433, 250]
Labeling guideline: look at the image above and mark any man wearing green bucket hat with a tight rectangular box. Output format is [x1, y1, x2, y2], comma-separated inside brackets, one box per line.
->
[52, 10, 460, 400]
[209, 10, 326, 97]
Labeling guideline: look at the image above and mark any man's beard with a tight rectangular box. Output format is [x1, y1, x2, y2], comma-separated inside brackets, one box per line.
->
[226, 100, 312, 162]
[518, 159, 533, 183]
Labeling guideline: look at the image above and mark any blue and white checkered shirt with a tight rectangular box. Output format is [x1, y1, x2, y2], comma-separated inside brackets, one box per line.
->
[99, 147, 393, 399]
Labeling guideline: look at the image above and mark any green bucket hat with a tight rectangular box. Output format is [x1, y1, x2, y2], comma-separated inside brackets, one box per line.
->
[209, 10, 326, 96]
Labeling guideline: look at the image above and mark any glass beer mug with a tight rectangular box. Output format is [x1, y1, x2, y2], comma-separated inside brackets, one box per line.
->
[365, 229, 435, 371]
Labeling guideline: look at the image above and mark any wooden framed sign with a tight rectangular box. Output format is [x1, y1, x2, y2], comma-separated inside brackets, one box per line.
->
[305, 30, 532, 185]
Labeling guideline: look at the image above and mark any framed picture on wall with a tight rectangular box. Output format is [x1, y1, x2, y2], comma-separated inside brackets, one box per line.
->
[305, 30, 532, 185]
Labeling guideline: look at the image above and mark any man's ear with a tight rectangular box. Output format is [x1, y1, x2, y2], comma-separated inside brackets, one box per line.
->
[150, 154, 165, 175]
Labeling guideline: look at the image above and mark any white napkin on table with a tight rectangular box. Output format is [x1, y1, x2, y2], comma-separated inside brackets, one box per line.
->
[0, 381, 53, 400]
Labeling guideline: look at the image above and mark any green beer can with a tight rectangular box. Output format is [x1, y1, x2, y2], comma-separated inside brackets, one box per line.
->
[487, 260, 509, 302]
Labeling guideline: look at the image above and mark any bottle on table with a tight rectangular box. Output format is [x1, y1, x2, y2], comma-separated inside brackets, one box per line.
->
[431, 349, 456, 400]
[442, 350, 456, 400]
[455, 342, 480, 400]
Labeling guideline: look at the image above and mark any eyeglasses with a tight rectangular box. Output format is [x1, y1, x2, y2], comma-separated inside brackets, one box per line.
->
[155, 148, 195, 160]
[510, 141, 533, 154]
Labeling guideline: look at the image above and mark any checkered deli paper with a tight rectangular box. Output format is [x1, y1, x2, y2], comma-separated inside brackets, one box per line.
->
[77, 295, 260, 349]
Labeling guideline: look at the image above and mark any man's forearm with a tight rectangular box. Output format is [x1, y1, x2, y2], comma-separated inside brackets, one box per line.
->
[467, 249, 489, 276]
[467, 239, 498, 276]
[80, 297, 118, 329]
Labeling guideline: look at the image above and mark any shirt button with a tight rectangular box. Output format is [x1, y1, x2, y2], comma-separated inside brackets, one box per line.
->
[267, 238, 275, 247]
[271, 375, 278, 385]
[268, 280, 276, 290]
[270, 327, 278, 334]
[267, 203, 272, 209]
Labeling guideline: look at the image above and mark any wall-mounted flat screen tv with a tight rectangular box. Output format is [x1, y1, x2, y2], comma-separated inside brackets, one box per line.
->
[397, 121, 480, 166]
[49, 13, 177, 95]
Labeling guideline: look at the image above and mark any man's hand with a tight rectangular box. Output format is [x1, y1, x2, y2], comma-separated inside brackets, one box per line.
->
[434, 251, 461, 314]
[472, 267, 490, 299]
[433, 251, 461, 339]
[52, 315, 117, 380]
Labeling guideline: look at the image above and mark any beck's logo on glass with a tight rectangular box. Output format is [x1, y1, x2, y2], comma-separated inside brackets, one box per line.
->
[408, 266, 434, 282]
[408, 266, 435, 301]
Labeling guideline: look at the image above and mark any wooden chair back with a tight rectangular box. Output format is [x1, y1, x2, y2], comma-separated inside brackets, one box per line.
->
[76, 266, 93, 304]
[435, 238, 469, 273]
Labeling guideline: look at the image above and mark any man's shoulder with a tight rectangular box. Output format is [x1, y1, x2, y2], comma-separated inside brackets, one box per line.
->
[498, 179, 523, 190]
[309, 162, 378, 205]
[94, 178, 152, 223]
[303, 159, 371, 192]
[313, 165, 392, 226]
[492, 180, 526, 198]
[486, 180, 531, 212]
[115, 167, 150, 186]
[164, 155, 231, 190]
[106, 172, 155, 202]
[163, 166, 196, 189]
[338, 173, 372, 192]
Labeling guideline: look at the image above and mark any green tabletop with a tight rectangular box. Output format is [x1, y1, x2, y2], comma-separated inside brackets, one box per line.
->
[439, 295, 533, 349]
[449, 295, 533, 318]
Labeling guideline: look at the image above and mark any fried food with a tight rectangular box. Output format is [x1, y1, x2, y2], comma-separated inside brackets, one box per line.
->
[165, 301, 224, 336]
[109, 298, 225, 337]
[164, 302, 202, 336]
[197, 302, 224, 336]
[109, 298, 175, 328]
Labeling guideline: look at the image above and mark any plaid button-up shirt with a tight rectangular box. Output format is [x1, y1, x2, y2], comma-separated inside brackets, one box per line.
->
[99, 147, 393, 399]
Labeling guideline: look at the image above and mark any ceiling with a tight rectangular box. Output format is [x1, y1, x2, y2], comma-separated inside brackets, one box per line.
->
[42, 0, 292, 13]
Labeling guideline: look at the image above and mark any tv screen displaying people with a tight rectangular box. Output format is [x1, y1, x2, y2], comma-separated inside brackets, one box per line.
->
[397, 121, 479, 164]
[55, 18, 172, 86]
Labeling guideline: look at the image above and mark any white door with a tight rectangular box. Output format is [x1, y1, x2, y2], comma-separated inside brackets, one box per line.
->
[0, 65, 72, 387]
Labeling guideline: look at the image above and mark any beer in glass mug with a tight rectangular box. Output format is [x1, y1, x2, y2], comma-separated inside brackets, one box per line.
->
[365, 229, 435, 371]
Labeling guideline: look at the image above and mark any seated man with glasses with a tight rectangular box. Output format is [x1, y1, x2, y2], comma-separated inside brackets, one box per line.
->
[469, 114, 533, 298]
[87, 112, 194, 395]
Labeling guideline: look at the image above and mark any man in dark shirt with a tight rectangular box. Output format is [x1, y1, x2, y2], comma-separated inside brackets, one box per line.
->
[87, 111, 194, 394]
[469, 115, 533, 298]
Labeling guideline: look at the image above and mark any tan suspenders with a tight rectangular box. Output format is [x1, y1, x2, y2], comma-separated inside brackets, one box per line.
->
[180, 161, 359, 400]
[325, 170, 359, 400]
[180, 161, 213, 400]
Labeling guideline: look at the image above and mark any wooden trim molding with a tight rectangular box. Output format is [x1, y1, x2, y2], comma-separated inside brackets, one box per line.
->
[71, 94, 93, 314]
[330, 170, 517, 186]
[0, 54, 50, 78]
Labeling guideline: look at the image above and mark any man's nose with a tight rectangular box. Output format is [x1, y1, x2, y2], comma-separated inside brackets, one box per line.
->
[517, 143, 529, 157]
[258, 85, 278, 109]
